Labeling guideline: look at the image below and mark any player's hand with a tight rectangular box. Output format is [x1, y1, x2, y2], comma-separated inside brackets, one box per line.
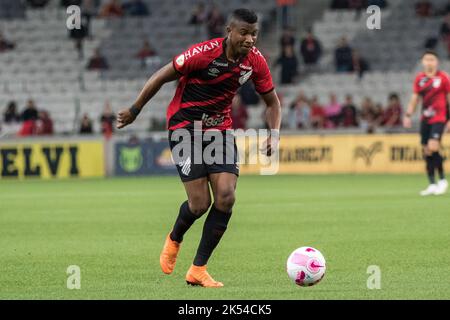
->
[260, 132, 280, 157]
[403, 116, 412, 129]
[117, 108, 136, 129]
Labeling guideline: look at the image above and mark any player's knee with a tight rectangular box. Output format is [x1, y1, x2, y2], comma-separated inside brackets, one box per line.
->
[215, 190, 236, 212]
[188, 197, 211, 216]
[428, 141, 440, 153]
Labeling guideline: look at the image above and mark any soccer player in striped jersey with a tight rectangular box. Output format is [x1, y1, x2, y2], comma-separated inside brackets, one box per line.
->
[404, 50, 449, 196]
[116, 9, 281, 287]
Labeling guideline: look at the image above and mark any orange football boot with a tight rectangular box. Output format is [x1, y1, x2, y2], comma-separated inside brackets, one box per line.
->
[185, 265, 224, 288]
[159, 233, 181, 274]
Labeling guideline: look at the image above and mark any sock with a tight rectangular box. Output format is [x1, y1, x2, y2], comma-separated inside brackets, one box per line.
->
[426, 155, 436, 184]
[170, 201, 200, 243]
[432, 152, 445, 180]
[193, 205, 232, 267]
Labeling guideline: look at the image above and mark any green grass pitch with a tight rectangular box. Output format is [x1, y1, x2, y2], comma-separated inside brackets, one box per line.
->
[1, 174, 449, 299]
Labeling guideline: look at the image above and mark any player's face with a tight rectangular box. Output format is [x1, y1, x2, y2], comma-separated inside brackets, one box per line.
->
[422, 54, 439, 73]
[228, 21, 258, 56]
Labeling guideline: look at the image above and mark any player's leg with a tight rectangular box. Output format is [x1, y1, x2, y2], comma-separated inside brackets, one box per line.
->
[420, 122, 438, 195]
[160, 177, 211, 275]
[186, 172, 237, 287]
[171, 178, 211, 242]
[429, 123, 448, 195]
[421, 144, 438, 196]
[161, 129, 211, 274]
[194, 172, 236, 266]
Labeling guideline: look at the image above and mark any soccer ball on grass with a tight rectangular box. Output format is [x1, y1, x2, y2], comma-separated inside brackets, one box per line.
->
[286, 246, 326, 287]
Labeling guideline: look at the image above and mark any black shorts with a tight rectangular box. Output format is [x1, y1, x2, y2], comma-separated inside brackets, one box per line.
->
[168, 129, 239, 182]
[420, 121, 446, 145]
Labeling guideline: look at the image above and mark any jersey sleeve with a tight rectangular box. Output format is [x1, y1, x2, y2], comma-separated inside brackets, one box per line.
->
[443, 72, 450, 93]
[413, 74, 421, 94]
[172, 46, 204, 75]
[251, 53, 275, 95]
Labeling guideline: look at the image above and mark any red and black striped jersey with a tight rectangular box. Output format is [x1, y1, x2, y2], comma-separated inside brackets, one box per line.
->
[167, 37, 274, 131]
[413, 70, 450, 124]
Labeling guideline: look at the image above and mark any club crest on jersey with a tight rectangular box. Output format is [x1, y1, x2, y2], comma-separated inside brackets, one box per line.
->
[175, 54, 185, 67]
[239, 70, 253, 85]
[433, 78, 442, 88]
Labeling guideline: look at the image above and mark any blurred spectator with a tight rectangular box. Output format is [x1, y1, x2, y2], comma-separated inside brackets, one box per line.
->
[324, 93, 342, 128]
[100, 101, 116, 137]
[206, 5, 225, 39]
[373, 103, 384, 123]
[381, 93, 402, 127]
[275, 45, 298, 84]
[443, 0, 450, 15]
[439, 13, 450, 57]
[21, 99, 39, 122]
[81, 0, 99, 39]
[69, 15, 88, 59]
[122, 0, 149, 16]
[300, 30, 322, 68]
[61, 0, 82, 6]
[309, 96, 326, 129]
[360, 97, 382, 133]
[27, 0, 50, 8]
[348, 0, 364, 10]
[280, 27, 296, 49]
[36, 110, 54, 135]
[416, 1, 432, 17]
[335, 37, 353, 72]
[360, 96, 376, 129]
[231, 95, 249, 130]
[3, 101, 20, 123]
[135, 40, 156, 59]
[189, 2, 207, 25]
[351, 49, 370, 78]
[367, 0, 387, 8]
[277, 0, 296, 28]
[100, 0, 123, 18]
[340, 94, 358, 127]
[288, 93, 310, 129]
[79, 113, 94, 134]
[18, 100, 39, 136]
[331, 0, 349, 9]
[87, 48, 109, 70]
[0, 31, 15, 53]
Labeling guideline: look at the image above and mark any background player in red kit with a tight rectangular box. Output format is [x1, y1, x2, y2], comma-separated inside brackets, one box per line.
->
[116, 9, 281, 287]
[404, 50, 449, 196]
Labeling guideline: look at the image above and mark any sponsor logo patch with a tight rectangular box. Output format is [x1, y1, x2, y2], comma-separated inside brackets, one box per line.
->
[208, 67, 220, 77]
[202, 113, 225, 127]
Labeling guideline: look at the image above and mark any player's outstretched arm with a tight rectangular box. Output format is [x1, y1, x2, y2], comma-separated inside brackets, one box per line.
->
[117, 62, 180, 129]
[403, 93, 419, 128]
[261, 90, 281, 156]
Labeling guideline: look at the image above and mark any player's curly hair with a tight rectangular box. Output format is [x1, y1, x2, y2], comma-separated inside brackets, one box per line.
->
[231, 8, 258, 24]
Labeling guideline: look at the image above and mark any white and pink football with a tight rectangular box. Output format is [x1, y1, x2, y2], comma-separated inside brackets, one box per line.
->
[286, 246, 326, 287]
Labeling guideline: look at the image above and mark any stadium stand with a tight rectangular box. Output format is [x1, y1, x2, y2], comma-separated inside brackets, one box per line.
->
[1, 0, 450, 136]
[0, 0, 276, 135]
